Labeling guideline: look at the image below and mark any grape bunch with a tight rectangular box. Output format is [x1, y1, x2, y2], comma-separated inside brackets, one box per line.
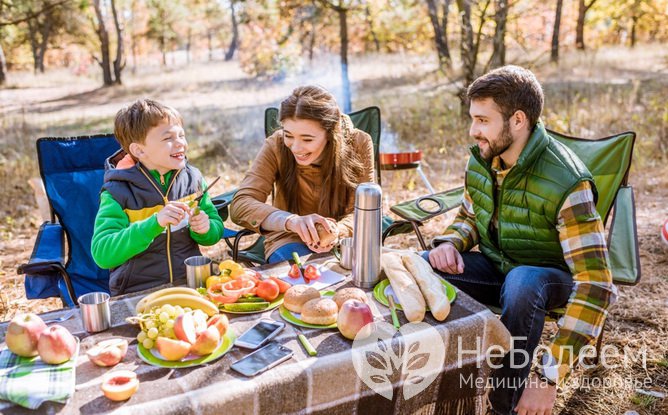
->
[135, 304, 189, 349]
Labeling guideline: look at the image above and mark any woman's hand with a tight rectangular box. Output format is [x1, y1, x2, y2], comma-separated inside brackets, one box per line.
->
[286, 214, 332, 247]
[307, 219, 339, 253]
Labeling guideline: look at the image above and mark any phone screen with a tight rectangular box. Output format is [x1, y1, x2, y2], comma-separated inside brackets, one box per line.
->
[237, 321, 283, 348]
[231, 342, 293, 377]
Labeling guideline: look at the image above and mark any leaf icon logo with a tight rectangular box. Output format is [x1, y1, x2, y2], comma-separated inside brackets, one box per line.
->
[352, 321, 445, 401]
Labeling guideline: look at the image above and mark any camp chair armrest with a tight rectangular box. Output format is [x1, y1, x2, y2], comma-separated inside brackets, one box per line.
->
[17, 222, 66, 274]
[211, 188, 237, 222]
[389, 186, 465, 222]
[232, 228, 261, 263]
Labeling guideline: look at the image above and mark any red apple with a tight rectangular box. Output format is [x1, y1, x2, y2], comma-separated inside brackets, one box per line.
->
[37, 325, 77, 364]
[5, 313, 47, 357]
[86, 338, 128, 367]
[155, 337, 192, 361]
[190, 326, 220, 355]
[207, 314, 229, 337]
[101, 370, 139, 401]
[337, 300, 374, 340]
[173, 312, 197, 344]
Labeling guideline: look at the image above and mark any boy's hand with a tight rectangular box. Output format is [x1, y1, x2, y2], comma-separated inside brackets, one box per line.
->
[189, 209, 210, 234]
[157, 202, 190, 227]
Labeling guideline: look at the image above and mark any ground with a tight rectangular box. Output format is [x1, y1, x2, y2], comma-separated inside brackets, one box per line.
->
[0, 47, 666, 414]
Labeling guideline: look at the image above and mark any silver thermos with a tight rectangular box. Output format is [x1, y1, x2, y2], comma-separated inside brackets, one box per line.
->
[352, 182, 382, 288]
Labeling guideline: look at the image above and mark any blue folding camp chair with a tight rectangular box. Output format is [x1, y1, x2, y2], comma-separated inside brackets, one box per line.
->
[17, 135, 237, 307]
[17, 135, 120, 307]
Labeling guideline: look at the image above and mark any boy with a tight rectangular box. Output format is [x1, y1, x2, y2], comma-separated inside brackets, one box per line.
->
[92, 99, 224, 295]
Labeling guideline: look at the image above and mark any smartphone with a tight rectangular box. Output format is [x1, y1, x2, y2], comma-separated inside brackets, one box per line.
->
[235, 319, 285, 349]
[230, 342, 294, 377]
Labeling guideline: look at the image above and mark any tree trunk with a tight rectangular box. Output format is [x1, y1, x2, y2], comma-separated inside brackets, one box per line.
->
[490, 0, 507, 68]
[92, 0, 113, 86]
[186, 27, 192, 65]
[576, 0, 596, 50]
[426, 0, 451, 70]
[110, 0, 124, 84]
[27, 19, 40, 73]
[225, 0, 238, 61]
[551, 0, 563, 62]
[0, 43, 7, 85]
[160, 33, 166, 66]
[207, 30, 213, 61]
[338, 6, 351, 113]
[456, 0, 475, 115]
[130, 0, 138, 73]
[630, 14, 638, 47]
[365, 5, 380, 52]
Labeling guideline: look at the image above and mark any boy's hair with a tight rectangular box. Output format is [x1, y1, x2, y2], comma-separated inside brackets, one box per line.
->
[114, 99, 183, 154]
[467, 65, 544, 128]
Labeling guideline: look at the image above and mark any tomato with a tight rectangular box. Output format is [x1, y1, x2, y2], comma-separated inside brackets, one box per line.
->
[288, 264, 301, 279]
[269, 276, 292, 293]
[207, 283, 240, 304]
[303, 264, 321, 281]
[256, 279, 280, 302]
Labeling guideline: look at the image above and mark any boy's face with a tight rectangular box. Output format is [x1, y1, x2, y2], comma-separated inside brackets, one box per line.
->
[131, 119, 187, 174]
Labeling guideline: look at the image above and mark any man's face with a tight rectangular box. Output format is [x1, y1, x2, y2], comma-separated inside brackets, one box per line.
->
[133, 119, 188, 174]
[469, 98, 514, 162]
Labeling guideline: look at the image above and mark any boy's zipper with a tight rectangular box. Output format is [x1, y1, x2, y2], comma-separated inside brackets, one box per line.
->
[138, 166, 182, 284]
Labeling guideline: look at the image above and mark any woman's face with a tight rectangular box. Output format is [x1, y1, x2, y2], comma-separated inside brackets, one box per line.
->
[282, 118, 329, 166]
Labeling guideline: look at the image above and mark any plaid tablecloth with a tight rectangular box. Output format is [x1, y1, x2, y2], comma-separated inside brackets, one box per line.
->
[0, 255, 511, 414]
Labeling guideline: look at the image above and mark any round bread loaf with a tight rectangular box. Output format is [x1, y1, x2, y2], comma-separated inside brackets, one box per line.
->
[333, 288, 368, 309]
[300, 298, 338, 325]
[283, 285, 321, 313]
[315, 222, 337, 246]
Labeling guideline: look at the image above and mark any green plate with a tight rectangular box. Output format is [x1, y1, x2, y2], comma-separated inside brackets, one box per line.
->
[221, 293, 285, 315]
[137, 330, 236, 368]
[373, 278, 457, 310]
[278, 290, 337, 329]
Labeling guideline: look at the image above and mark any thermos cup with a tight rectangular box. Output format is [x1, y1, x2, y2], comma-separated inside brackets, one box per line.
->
[352, 183, 382, 288]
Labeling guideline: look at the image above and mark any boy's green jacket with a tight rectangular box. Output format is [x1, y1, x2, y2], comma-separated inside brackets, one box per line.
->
[92, 164, 223, 295]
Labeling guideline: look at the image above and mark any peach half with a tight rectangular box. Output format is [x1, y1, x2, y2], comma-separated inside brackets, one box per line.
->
[101, 370, 139, 401]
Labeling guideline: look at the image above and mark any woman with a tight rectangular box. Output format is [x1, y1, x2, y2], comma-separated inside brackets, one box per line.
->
[230, 85, 375, 263]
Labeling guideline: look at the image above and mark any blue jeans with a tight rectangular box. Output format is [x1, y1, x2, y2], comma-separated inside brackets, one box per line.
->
[421, 251, 573, 415]
[267, 242, 314, 264]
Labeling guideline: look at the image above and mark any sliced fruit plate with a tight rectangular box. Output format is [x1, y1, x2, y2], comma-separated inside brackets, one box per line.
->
[219, 293, 285, 314]
[372, 278, 457, 310]
[137, 330, 236, 368]
[278, 290, 338, 329]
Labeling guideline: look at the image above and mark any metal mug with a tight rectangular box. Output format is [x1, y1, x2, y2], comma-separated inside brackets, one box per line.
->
[78, 292, 111, 333]
[184, 256, 212, 289]
[339, 237, 354, 270]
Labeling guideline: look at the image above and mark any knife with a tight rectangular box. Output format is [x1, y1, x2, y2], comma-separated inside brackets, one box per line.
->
[387, 294, 401, 330]
[294, 326, 317, 356]
[189, 176, 221, 215]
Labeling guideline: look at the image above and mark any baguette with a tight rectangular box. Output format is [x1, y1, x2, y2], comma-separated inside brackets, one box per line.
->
[402, 253, 451, 321]
[381, 252, 425, 322]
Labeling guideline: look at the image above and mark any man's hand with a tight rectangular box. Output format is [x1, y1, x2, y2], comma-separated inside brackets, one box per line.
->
[286, 213, 331, 246]
[156, 202, 190, 227]
[428, 243, 464, 274]
[189, 209, 210, 234]
[514, 374, 557, 415]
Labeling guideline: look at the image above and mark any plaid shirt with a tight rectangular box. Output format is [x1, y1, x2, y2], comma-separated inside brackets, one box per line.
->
[434, 156, 616, 382]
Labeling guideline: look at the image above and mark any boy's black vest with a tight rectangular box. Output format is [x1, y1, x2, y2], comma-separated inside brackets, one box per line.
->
[102, 154, 202, 295]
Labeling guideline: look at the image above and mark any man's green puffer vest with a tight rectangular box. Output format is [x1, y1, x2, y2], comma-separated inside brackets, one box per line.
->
[466, 123, 596, 274]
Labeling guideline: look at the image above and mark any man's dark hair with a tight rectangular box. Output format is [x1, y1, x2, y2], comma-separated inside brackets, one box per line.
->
[467, 65, 544, 128]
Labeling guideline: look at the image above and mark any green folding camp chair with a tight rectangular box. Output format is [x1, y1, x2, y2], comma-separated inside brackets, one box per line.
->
[231, 106, 413, 266]
[391, 128, 640, 362]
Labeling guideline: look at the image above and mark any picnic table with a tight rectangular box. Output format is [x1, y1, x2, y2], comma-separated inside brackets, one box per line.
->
[0, 254, 511, 414]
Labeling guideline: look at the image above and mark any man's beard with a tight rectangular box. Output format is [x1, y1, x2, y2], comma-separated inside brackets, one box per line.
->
[478, 121, 514, 162]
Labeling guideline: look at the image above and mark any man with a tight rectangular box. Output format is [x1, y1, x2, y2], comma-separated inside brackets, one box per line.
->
[425, 66, 616, 415]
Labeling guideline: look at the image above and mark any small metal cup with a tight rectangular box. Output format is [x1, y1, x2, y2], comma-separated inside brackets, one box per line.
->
[339, 237, 354, 270]
[78, 292, 111, 333]
[185, 256, 212, 289]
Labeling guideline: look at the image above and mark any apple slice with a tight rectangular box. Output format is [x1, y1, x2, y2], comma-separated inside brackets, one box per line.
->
[87, 338, 129, 367]
[173, 312, 197, 344]
[155, 337, 192, 361]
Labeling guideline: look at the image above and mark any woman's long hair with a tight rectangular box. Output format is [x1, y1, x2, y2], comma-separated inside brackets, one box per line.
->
[277, 85, 364, 219]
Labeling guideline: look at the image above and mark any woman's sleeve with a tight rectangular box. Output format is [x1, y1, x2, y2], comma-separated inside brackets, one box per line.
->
[230, 137, 284, 233]
[337, 132, 375, 237]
